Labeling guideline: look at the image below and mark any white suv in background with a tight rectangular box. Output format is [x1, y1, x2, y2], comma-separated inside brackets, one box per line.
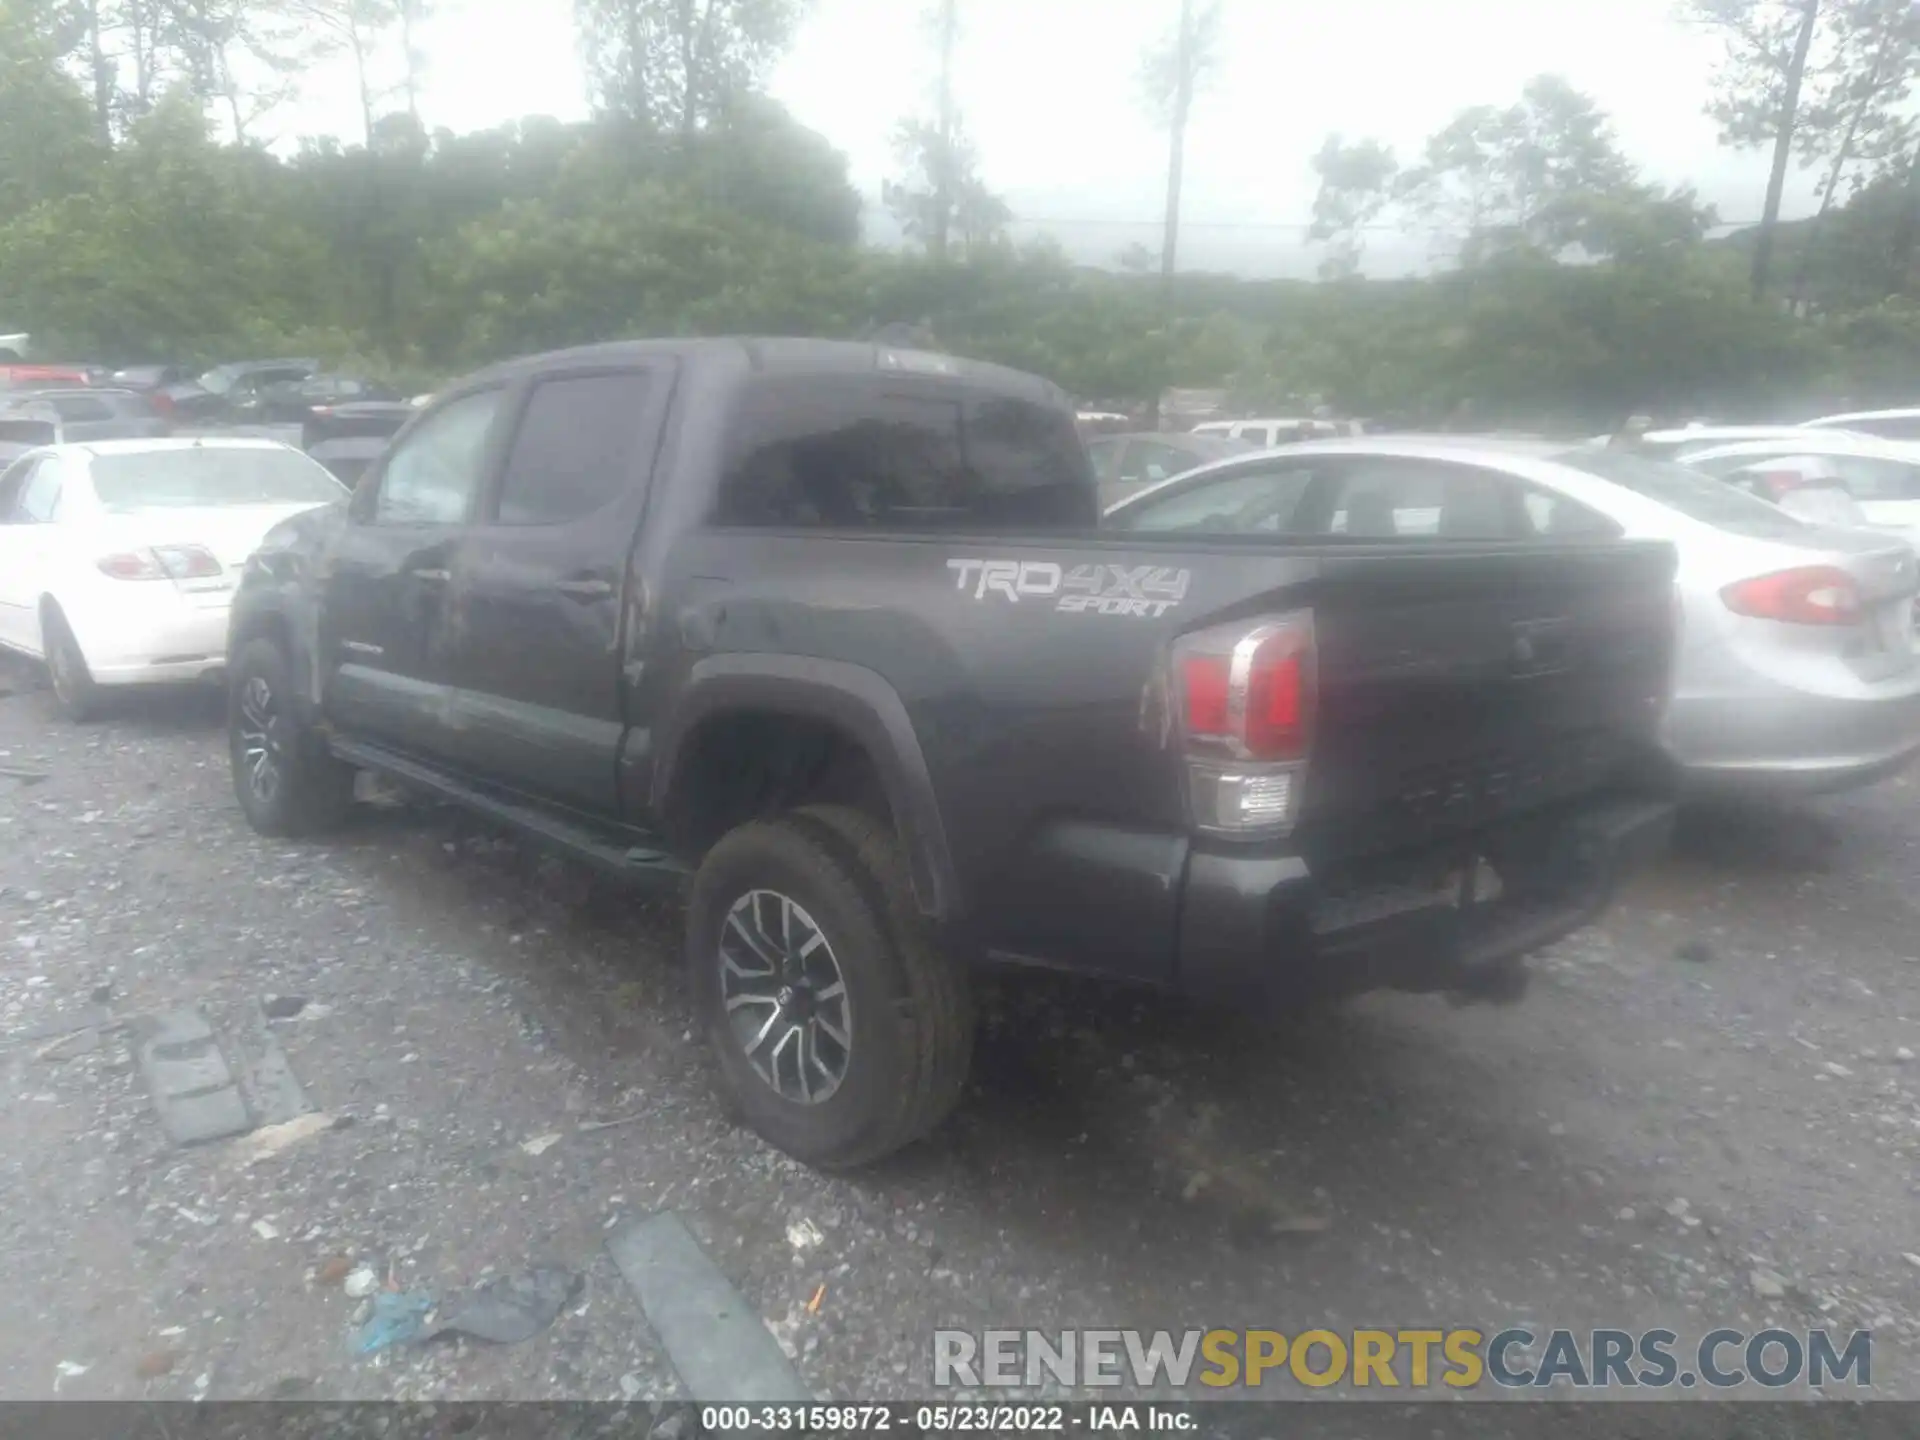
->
[1191, 417, 1359, 448]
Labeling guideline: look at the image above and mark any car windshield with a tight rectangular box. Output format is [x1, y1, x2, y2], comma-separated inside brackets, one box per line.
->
[1552, 447, 1809, 538]
[89, 447, 347, 510]
[195, 367, 237, 393]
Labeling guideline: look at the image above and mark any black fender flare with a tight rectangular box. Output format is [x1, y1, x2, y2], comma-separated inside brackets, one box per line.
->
[651, 653, 961, 920]
[227, 590, 323, 720]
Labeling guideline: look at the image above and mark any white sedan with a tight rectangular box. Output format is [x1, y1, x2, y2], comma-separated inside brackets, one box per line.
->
[0, 437, 349, 719]
[1106, 435, 1920, 795]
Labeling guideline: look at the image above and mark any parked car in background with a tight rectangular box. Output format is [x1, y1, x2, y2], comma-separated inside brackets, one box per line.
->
[0, 389, 170, 465]
[1108, 435, 1920, 796]
[0, 438, 349, 720]
[233, 372, 401, 426]
[0, 417, 56, 468]
[1596, 424, 1880, 463]
[1191, 417, 1352, 447]
[110, 364, 194, 392]
[305, 434, 389, 487]
[1, 387, 167, 433]
[302, 397, 415, 452]
[0, 364, 93, 392]
[1800, 407, 1920, 442]
[156, 358, 319, 423]
[1086, 429, 1251, 507]
[1676, 433, 1920, 545]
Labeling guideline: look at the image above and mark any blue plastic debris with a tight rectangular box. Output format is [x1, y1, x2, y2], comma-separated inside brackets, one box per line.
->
[351, 1290, 435, 1356]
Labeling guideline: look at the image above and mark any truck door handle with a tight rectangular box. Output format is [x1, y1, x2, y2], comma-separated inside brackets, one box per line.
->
[555, 579, 614, 601]
[410, 567, 451, 583]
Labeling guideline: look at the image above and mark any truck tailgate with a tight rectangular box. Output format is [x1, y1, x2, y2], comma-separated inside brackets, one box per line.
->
[1294, 541, 1675, 860]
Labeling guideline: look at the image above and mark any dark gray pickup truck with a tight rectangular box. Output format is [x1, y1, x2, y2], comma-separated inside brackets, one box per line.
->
[226, 338, 1677, 1166]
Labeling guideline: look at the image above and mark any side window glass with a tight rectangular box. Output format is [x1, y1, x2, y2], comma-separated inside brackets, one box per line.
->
[374, 389, 502, 525]
[1521, 487, 1619, 538]
[0, 460, 37, 522]
[1086, 439, 1122, 484]
[716, 379, 1093, 532]
[1829, 454, 1920, 501]
[1137, 442, 1193, 485]
[18, 459, 62, 523]
[1321, 460, 1517, 540]
[494, 372, 653, 526]
[964, 395, 1097, 527]
[1111, 464, 1316, 534]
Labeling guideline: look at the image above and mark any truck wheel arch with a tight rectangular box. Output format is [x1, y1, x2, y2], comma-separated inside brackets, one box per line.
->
[652, 654, 961, 921]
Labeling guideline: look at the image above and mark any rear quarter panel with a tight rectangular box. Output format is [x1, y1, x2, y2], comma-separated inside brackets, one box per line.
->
[643, 529, 1674, 981]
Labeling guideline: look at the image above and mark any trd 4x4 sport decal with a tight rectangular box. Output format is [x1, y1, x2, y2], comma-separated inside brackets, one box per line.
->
[946, 559, 1191, 618]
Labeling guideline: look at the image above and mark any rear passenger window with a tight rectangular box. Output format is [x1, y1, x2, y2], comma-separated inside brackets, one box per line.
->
[495, 373, 652, 525]
[1110, 462, 1316, 533]
[1521, 489, 1620, 538]
[1321, 460, 1517, 540]
[716, 379, 1094, 531]
[1827, 453, 1920, 501]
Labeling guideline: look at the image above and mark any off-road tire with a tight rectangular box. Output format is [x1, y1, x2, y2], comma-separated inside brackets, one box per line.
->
[228, 638, 354, 837]
[687, 808, 975, 1169]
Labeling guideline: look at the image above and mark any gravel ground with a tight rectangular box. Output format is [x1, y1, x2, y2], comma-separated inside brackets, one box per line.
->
[2, 659, 1919, 1409]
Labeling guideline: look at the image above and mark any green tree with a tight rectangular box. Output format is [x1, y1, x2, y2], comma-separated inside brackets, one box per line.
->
[0, 1, 105, 216]
[1306, 134, 1398, 278]
[575, 0, 805, 135]
[1690, 0, 1830, 299]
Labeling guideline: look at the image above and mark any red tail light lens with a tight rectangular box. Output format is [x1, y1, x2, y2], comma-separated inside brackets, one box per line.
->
[1721, 566, 1861, 626]
[98, 551, 166, 581]
[98, 545, 223, 582]
[1171, 615, 1316, 835]
[1181, 656, 1231, 736]
[1178, 623, 1312, 760]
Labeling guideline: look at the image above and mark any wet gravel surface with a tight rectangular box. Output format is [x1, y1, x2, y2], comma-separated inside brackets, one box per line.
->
[2, 663, 1919, 1408]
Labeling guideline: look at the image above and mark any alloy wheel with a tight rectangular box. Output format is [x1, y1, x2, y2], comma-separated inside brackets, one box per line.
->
[237, 675, 285, 806]
[719, 889, 852, 1105]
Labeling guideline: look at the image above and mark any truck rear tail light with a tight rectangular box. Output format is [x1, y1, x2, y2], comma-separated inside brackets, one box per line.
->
[97, 545, 224, 583]
[1171, 614, 1316, 836]
[1720, 565, 1860, 626]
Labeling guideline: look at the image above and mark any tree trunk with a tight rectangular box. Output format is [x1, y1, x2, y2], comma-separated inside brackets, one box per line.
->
[1787, 3, 1902, 313]
[932, 0, 958, 264]
[351, 17, 375, 148]
[1150, 0, 1196, 431]
[1889, 133, 1920, 294]
[400, 0, 420, 123]
[1752, 0, 1822, 302]
[86, 0, 114, 147]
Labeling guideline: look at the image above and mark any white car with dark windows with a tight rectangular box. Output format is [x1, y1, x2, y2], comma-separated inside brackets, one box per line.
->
[1107, 436, 1920, 796]
[0, 438, 348, 719]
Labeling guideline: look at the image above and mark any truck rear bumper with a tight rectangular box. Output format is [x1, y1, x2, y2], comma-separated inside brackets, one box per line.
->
[1176, 793, 1674, 1004]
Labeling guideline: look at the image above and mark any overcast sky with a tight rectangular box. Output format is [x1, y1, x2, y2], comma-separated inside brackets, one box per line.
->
[290, 0, 1827, 278]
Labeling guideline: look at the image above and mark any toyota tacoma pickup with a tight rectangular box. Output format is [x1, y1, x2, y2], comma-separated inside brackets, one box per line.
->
[226, 338, 1678, 1167]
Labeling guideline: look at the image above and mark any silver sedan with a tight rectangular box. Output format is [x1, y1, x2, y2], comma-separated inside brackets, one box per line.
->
[1105, 435, 1920, 796]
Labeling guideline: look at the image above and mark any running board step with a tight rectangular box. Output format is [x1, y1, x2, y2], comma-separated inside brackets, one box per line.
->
[329, 738, 689, 886]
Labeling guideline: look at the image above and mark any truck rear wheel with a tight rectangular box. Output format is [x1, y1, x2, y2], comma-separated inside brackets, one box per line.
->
[228, 638, 355, 837]
[687, 807, 974, 1169]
